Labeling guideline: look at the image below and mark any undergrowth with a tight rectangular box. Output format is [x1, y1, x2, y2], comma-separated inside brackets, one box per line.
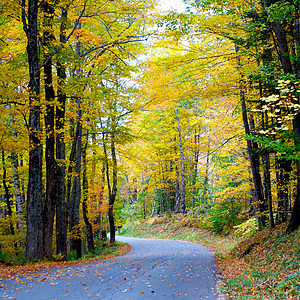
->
[222, 223, 300, 299]
[0, 239, 130, 279]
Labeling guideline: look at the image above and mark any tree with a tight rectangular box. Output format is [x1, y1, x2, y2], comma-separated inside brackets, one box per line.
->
[23, 0, 44, 260]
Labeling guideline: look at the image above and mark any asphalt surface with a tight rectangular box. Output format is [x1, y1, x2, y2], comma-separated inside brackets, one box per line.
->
[0, 236, 221, 299]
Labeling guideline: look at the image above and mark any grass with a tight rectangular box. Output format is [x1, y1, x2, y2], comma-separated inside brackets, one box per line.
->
[121, 214, 239, 255]
[121, 215, 300, 299]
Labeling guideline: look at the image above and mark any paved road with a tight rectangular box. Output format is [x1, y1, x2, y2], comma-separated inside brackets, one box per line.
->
[0, 237, 222, 299]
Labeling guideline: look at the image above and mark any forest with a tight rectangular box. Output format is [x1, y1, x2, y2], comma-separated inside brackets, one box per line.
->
[0, 0, 300, 281]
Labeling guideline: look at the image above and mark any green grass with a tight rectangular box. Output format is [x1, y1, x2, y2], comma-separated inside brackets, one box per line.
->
[121, 215, 238, 255]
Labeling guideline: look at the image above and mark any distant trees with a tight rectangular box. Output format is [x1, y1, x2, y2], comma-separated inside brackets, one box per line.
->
[119, 0, 300, 234]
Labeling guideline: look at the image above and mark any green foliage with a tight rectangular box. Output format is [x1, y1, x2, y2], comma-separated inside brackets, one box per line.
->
[234, 217, 258, 239]
[206, 200, 242, 234]
[0, 250, 27, 266]
[52, 253, 64, 262]
[0, 217, 27, 265]
[67, 250, 78, 261]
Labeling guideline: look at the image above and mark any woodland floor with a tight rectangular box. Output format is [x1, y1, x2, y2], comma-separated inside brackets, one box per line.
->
[120, 215, 300, 299]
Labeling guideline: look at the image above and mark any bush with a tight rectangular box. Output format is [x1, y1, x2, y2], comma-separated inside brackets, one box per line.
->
[206, 200, 242, 234]
[234, 217, 258, 239]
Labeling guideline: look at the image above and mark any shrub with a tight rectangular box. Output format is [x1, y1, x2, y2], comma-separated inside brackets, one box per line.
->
[206, 200, 242, 234]
[234, 217, 258, 239]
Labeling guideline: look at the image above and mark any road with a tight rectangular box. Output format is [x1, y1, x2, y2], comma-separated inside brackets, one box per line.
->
[0, 236, 222, 299]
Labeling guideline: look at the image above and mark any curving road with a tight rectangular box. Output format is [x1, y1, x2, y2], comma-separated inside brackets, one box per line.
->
[0, 237, 222, 299]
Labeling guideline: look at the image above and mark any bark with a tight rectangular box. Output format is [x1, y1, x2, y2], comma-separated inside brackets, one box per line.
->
[175, 108, 186, 213]
[191, 131, 200, 211]
[55, 7, 68, 260]
[82, 137, 94, 252]
[69, 22, 83, 259]
[24, 0, 44, 260]
[287, 4, 300, 232]
[245, 106, 268, 229]
[69, 97, 82, 258]
[103, 127, 117, 244]
[2, 151, 15, 236]
[174, 166, 180, 213]
[261, 112, 274, 228]
[263, 0, 293, 75]
[7, 105, 24, 231]
[276, 158, 292, 224]
[202, 147, 210, 205]
[42, 0, 56, 258]
[66, 124, 77, 223]
[262, 153, 274, 228]
[236, 46, 268, 230]
[10, 153, 24, 231]
[287, 113, 300, 232]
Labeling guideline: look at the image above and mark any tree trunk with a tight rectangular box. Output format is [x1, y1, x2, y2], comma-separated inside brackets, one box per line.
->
[174, 166, 180, 213]
[2, 151, 15, 236]
[175, 108, 186, 213]
[236, 45, 267, 230]
[191, 131, 200, 212]
[243, 101, 268, 230]
[24, 0, 44, 260]
[262, 153, 274, 228]
[287, 113, 300, 232]
[10, 152, 24, 231]
[82, 136, 94, 252]
[66, 123, 77, 223]
[55, 7, 68, 260]
[202, 146, 210, 205]
[103, 127, 117, 244]
[7, 104, 24, 231]
[69, 97, 82, 258]
[42, 0, 56, 258]
[276, 158, 292, 224]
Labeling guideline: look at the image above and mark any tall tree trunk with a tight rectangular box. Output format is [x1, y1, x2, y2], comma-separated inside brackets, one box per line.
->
[174, 165, 180, 212]
[236, 45, 267, 230]
[55, 7, 68, 260]
[66, 123, 77, 223]
[261, 112, 274, 228]
[175, 108, 186, 213]
[262, 153, 274, 228]
[2, 151, 15, 236]
[10, 153, 24, 231]
[202, 146, 210, 205]
[103, 127, 117, 244]
[7, 105, 24, 231]
[82, 136, 94, 252]
[69, 96, 82, 258]
[23, 0, 44, 260]
[242, 99, 268, 230]
[287, 113, 300, 232]
[42, 0, 56, 258]
[276, 158, 292, 224]
[191, 131, 200, 212]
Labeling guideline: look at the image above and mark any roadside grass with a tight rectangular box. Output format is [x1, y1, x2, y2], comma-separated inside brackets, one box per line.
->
[121, 214, 238, 255]
[0, 240, 131, 279]
[121, 215, 300, 299]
